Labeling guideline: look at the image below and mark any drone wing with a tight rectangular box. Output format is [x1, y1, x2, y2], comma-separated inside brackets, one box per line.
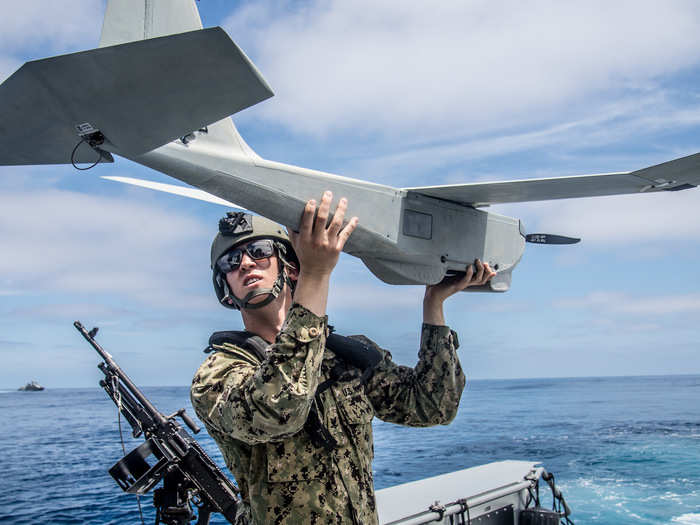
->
[101, 176, 247, 210]
[405, 152, 700, 206]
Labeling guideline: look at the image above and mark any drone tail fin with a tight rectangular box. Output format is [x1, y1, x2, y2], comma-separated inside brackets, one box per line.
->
[98, 0, 260, 160]
[0, 1, 271, 166]
[99, 0, 203, 47]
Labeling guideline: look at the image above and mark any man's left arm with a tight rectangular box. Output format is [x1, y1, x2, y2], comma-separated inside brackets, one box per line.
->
[363, 323, 465, 427]
[364, 259, 496, 427]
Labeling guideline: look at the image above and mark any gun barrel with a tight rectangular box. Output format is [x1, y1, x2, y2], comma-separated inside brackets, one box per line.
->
[74, 320, 168, 428]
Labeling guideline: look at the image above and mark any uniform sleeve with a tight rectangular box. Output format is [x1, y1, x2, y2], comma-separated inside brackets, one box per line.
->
[190, 303, 327, 445]
[364, 324, 466, 427]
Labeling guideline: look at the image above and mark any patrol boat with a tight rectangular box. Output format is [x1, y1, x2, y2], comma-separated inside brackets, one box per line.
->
[17, 380, 44, 392]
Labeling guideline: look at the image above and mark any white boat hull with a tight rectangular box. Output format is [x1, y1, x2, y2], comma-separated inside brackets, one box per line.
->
[376, 461, 554, 524]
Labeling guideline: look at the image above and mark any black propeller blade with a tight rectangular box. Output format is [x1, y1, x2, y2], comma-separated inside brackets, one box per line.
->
[525, 233, 580, 245]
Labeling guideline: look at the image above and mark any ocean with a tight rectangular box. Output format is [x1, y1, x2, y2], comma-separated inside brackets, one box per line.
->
[1, 375, 699, 524]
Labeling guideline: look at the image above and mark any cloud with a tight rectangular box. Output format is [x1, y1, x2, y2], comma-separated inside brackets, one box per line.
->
[0, 339, 30, 347]
[0, 56, 21, 84]
[225, 0, 700, 139]
[4, 302, 135, 322]
[338, 95, 700, 185]
[0, 186, 213, 308]
[494, 187, 700, 244]
[0, 1, 104, 81]
[555, 291, 700, 315]
[0, 1, 103, 53]
[328, 282, 424, 311]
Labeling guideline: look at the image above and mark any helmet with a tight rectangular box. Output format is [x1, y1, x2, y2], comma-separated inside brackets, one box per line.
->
[211, 212, 297, 310]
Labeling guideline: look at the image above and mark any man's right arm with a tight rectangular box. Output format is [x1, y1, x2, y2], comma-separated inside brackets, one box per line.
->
[190, 303, 327, 445]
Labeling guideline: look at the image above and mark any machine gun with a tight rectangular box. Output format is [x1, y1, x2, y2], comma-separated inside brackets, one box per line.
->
[74, 321, 240, 525]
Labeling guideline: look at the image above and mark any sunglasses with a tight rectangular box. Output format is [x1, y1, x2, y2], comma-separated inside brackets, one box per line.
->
[216, 239, 275, 274]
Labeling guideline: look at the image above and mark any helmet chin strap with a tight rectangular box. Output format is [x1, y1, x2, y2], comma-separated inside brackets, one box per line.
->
[224, 263, 296, 311]
[235, 274, 282, 310]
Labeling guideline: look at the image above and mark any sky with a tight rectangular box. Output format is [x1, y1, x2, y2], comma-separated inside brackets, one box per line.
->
[1, 0, 700, 388]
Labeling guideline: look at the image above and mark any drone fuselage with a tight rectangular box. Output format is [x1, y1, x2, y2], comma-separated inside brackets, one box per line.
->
[128, 130, 524, 291]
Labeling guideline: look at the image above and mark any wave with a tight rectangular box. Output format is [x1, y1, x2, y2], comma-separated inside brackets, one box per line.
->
[672, 513, 700, 524]
[603, 420, 700, 438]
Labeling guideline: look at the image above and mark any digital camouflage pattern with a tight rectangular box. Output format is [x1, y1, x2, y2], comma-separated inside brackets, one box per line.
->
[191, 304, 466, 525]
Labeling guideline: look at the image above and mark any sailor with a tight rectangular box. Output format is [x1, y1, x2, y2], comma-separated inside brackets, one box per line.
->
[191, 191, 495, 525]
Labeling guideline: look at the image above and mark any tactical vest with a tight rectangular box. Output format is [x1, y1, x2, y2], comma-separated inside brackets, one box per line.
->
[205, 329, 383, 451]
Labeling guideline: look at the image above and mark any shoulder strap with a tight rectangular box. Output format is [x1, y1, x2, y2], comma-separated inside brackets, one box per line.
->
[206, 330, 383, 375]
[206, 330, 268, 362]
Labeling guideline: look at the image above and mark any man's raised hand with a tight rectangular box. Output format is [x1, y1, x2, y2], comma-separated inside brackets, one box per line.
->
[423, 259, 496, 325]
[288, 191, 358, 315]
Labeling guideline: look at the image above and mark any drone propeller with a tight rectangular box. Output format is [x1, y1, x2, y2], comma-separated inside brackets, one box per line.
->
[525, 233, 580, 245]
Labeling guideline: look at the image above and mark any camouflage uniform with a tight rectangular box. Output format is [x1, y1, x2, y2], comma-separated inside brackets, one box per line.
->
[191, 303, 466, 525]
